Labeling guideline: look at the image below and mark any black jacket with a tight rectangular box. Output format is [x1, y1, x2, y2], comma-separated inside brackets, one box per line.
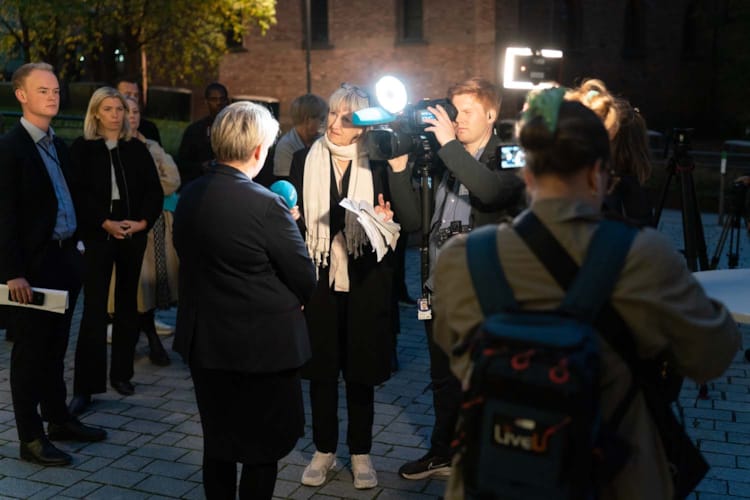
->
[0, 123, 75, 281]
[70, 136, 163, 241]
[177, 116, 214, 188]
[173, 163, 316, 372]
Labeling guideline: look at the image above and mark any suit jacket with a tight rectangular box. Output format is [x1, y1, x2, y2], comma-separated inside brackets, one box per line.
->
[173, 163, 316, 372]
[0, 123, 75, 282]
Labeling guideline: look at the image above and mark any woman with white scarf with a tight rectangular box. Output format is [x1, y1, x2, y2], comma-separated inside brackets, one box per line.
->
[288, 84, 402, 491]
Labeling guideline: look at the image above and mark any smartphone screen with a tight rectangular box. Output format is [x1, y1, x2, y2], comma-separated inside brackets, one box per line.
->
[498, 145, 526, 169]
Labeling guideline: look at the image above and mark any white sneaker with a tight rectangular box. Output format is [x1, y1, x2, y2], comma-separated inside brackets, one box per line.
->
[351, 454, 378, 489]
[106, 323, 112, 344]
[301, 451, 336, 486]
[154, 319, 174, 336]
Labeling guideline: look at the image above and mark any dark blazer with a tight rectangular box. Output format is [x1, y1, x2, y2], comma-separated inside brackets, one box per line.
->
[173, 163, 316, 372]
[0, 123, 74, 282]
[70, 136, 163, 241]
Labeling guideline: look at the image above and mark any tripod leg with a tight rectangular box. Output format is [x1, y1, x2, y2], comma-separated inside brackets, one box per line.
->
[654, 169, 675, 227]
[680, 171, 699, 271]
[710, 220, 731, 270]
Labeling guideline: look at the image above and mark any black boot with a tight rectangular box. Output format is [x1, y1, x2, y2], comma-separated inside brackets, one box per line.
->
[141, 311, 170, 366]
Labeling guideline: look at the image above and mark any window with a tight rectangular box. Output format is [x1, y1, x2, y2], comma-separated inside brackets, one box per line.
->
[398, 0, 424, 43]
[622, 0, 645, 58]
[309, 0, 329, 47]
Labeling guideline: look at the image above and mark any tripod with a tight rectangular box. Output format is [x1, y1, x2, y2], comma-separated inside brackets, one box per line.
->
[710, 199, 743, 269]
[654, 143, 709, 272]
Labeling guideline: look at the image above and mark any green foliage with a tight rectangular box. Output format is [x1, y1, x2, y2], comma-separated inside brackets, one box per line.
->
[0, 0, 276, 85]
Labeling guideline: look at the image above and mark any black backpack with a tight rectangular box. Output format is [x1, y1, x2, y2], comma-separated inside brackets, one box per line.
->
[455, 214, 637, 500]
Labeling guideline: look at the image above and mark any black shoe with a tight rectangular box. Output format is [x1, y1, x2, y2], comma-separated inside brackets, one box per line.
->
[111, 380, 135, 396]
[68, 394, 92, 417]
[398, 451, 451, 480]
[48, 418, 107, 442]
[20, 436, 72, 466]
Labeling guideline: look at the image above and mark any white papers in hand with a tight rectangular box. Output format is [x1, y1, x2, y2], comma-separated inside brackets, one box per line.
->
[0, 284, 69, 314]
[339, 198, 401, 262]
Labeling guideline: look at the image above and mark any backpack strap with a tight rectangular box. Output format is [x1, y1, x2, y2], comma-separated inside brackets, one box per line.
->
[514, 210, 641, 431]
[513, 211, 640, 368]
[561, 218, 638, 323]
[466, 225, 518, 315]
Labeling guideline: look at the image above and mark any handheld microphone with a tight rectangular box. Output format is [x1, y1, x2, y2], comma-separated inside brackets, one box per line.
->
[270, 180, 298, 208]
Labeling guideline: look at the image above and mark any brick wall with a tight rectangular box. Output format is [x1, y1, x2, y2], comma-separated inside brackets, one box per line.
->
[215, 0, 725, 135]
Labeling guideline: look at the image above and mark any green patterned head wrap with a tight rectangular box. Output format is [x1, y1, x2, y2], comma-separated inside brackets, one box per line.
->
[522, 87, 567, 133]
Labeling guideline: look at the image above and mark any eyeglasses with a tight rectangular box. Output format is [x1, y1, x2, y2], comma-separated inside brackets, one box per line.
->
[340, 83, 369, 100]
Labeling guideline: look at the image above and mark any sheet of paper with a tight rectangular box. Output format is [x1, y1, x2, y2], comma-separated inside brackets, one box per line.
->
[0, 284, 69, 314]
[339, 198, 402, 261]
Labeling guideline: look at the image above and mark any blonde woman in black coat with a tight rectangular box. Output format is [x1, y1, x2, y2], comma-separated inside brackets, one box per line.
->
[68, 87, 163, 415]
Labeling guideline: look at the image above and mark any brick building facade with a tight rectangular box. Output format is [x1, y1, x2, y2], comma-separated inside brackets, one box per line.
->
[216, 0, 732, 135]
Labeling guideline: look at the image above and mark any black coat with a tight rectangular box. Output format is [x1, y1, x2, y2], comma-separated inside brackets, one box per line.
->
[177, 116, 214, 188]
[173, 163, 316, 372]
[70, 137, 163, 241]
[0, 123, 75, 281]
[289, 148, 397, 385]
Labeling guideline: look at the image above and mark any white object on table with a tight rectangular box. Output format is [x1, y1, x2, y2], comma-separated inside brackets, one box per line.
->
[693, 269, 750, 324]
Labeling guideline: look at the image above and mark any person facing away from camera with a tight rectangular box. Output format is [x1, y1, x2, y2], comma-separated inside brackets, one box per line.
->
[432, 89, 740, 499]
[173, 101, 316, 500]
[567, 79, 654, 226]
[387, 77, 526, 480]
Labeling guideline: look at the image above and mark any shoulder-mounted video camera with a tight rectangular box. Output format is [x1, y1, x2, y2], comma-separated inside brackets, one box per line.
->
[353, 76, 457, 161]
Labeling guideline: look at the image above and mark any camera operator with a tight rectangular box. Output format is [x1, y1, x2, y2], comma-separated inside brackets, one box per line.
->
[387, 78, 525, 479]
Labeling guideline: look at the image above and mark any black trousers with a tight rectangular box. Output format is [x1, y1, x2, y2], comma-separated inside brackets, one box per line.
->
[310, 378, 374, 455]
[203, 457, 277, 500]
[424, 318, 462, 457]
[10, 241, 82, 442]
[73, 234, 146, 395]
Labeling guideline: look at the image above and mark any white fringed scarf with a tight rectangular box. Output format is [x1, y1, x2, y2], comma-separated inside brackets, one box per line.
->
[302, 134, 373, 288]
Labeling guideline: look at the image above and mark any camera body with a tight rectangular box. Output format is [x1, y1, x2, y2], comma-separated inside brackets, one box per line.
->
[363, 98, 458, 161]
[671, 128, 694, 158]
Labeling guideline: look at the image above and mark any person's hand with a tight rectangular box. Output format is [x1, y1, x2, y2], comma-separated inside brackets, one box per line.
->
[102, 219, 128, 239]
[7, 277, 32, 304]
[120, 219, 147, 236]
[387, 154, 409, 173]
[290, 205, 301, 221]
[374, 193, 394, 222]
[735, 175, 750, 185]
[423, 104, 457, 146]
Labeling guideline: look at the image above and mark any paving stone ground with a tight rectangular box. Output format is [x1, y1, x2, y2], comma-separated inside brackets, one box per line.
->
[0, 208, 748, 499]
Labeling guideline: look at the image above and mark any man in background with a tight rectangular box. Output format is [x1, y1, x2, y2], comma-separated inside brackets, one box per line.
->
[177, 82, 229, 188]
[0, 62, 106, 466]
[115, 76, 162, 144]
[273, 93, 327, 177]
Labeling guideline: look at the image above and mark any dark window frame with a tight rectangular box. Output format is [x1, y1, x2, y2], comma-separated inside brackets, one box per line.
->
[396, 0, 426, 45]
[304, 0, 333, 50]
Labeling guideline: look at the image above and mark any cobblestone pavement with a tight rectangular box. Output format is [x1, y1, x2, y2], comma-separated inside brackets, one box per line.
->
[0, 209, 748, 499]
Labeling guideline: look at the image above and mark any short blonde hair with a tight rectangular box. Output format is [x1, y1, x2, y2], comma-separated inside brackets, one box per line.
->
[211, 101, 279, 163]
[12, 62, 54, 91]
[83, 87, 132, 140]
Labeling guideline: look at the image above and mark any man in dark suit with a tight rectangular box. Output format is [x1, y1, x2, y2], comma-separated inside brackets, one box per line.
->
[0, 62, 107, 466]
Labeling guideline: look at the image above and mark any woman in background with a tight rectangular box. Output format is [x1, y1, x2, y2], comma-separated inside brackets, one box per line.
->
[105, 97, 179, 366]
[69, 87, 163, 415]
[567, 79, 654, 226]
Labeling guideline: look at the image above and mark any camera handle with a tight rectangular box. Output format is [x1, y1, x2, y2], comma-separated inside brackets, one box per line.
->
[654, 150, 709, 272]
